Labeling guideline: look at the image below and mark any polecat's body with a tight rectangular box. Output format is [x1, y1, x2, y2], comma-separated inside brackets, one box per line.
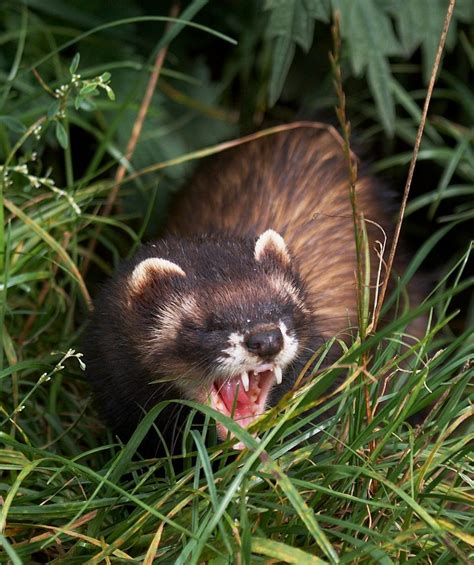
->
[85, 125, 411, 452]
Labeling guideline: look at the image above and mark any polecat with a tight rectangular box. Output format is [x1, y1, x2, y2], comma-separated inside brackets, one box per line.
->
[84, 124, 416, 452]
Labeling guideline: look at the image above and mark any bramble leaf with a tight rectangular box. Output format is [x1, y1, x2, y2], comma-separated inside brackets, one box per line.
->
[392, 0, 457, 83]
[265, 0, 330, 105]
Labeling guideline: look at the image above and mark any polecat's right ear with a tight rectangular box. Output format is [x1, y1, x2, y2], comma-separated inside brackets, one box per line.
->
[129, 258, 186, 293]
[254, 229, 291, 268]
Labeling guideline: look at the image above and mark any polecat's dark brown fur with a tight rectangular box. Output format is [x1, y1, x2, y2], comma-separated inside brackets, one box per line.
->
[84, 124, 421, 452]
[167, 125, 397, 340]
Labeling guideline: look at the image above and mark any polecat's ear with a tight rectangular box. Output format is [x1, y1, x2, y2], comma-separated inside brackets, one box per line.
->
[254, 229, 291, 267]
[129, 258, 186, 292]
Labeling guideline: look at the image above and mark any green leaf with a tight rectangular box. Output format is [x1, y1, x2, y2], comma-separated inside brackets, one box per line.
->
[0, 116, 26, 133]
[103, 85, 115, 101]
[100, 71, 111, 81]
[339, 0, 400, 134]
[55, 120, 68, 149]
[367, 55, 395, 136]
[265, 0, 328, 104]
[75, 96, 96, 111]
[4, 196, 90, 306]
[304, 0, 331, 22]
[69, 52, 80, 74]
[269, 35, 296, 106]
[420, 0, 449, 82]
[79, 83, 98, 95]
[47, 99, 61, 118]
[266, 0, 315, 51]
[391, 0, 425, 55]
[341, 0, 401, 75]
[74, 95, 83, 110]
[456, 0, 474, 22]
[260, 456, 339, 563]
[392, 0, 454, 83]
[428, 136, 471, 218]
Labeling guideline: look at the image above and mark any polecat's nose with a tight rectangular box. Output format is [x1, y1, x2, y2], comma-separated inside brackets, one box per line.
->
[245, 327, 283, 358]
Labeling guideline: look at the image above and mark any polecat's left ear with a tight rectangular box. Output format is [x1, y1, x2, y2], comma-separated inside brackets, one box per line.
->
[129, 257, 186, 293]
[254, 229, 291, 267]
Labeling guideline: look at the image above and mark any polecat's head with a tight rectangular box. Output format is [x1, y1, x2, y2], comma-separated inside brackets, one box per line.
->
[126, 230, 312, 445]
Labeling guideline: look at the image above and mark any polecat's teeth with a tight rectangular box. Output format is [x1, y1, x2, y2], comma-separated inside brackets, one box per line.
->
[275, 366, 282, 385]
[254, 363, 274, 374]
[241, 371, 250, 392]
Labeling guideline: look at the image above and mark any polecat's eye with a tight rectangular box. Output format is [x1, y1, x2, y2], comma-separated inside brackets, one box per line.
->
[181, 318, 205, 333]
[204, 314, 227, 332]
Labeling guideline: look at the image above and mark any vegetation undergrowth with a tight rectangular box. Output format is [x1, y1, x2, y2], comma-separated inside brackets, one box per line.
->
[1, 1, 473, 563]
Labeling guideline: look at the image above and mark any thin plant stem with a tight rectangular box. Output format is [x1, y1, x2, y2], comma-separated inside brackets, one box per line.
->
[330, 12, 373, 444]
[372, 0, 457, 331]
[330, 13, 367, 340]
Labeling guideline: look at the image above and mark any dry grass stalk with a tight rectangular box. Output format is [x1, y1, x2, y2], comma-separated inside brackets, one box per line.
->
[372, 0, 457, 331]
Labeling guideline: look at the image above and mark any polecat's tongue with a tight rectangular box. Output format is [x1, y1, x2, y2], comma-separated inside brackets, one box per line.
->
[210, 369, 277, 445]
[218, 378, 254, 417]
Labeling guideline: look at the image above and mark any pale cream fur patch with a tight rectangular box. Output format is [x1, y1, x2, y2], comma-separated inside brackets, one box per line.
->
[149, 294, 200, 351]
[254, 229, 290, 266]
[130, 258, 185, 292]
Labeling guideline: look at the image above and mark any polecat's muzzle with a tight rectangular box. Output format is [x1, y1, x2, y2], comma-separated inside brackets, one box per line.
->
[245, 327, 283, 358]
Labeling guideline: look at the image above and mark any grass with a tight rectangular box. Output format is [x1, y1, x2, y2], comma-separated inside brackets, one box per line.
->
[1, 2, 473, 563]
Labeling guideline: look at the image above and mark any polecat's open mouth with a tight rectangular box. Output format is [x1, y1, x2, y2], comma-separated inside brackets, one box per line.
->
[208, 363, 282, 448]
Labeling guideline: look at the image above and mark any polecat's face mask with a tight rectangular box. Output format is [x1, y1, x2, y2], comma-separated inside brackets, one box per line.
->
[127, 230, 312, 445]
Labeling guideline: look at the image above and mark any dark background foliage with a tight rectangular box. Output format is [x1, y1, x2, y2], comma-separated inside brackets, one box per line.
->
[0, 1, 472, 562]
[2, 0, 472, 296]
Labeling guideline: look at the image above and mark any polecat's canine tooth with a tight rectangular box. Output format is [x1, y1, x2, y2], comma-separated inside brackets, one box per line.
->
[275, 366, 282, 385]
[241, 371, 250, 392]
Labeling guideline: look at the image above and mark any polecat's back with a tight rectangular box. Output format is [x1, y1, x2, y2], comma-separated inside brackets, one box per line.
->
[167, 126, 395, 338]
